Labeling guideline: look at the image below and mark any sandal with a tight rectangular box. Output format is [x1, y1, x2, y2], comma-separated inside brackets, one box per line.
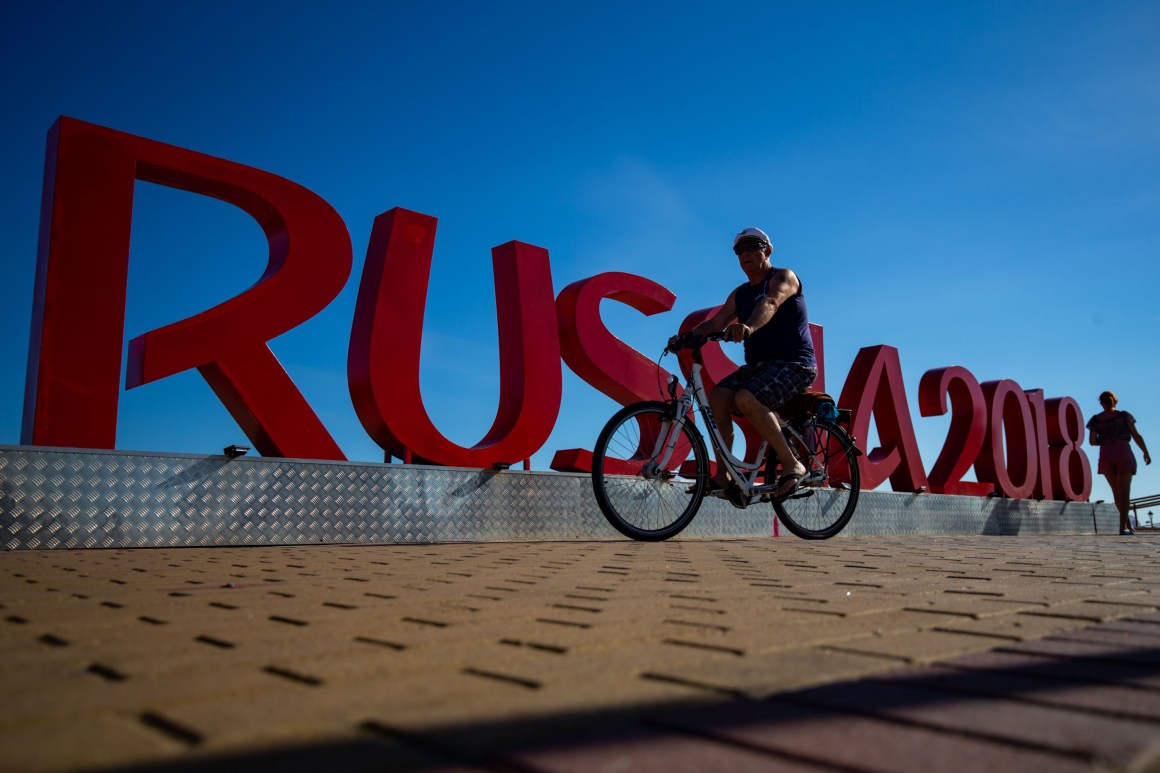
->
[772, 471, 805, 501]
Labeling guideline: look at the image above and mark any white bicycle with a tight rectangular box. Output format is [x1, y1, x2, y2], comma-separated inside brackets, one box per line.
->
[591, 332, 862, 541]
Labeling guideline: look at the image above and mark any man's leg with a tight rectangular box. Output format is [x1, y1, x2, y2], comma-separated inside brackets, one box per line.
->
[735, 389, 805, 489]
[731, 360, 816, 496]
[708, 385, 738, 487]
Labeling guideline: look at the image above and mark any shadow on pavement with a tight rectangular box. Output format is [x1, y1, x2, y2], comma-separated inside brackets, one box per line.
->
[118, 639, 1160, 772]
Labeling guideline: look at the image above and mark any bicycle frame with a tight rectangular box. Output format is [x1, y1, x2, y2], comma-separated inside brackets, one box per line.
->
[650, 359, 778, 497]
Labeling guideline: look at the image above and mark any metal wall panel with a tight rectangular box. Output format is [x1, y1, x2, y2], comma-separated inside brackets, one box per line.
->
[0, 446, 1120, 549]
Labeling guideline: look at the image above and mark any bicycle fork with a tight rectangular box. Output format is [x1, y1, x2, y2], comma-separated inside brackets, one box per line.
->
[640, 405, 689, 480]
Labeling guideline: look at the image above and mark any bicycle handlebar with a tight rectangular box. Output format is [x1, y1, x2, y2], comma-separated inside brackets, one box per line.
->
[665, 330, 746, 353]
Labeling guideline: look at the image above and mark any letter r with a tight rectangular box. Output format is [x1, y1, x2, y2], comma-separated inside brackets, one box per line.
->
[22, 116, 351, 459]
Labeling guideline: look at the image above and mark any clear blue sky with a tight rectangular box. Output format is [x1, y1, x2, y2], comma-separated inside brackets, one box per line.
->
[2, 1, 1157, 510]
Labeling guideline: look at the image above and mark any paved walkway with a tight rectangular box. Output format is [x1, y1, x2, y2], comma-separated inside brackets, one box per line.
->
[2, 535, 1159, 772]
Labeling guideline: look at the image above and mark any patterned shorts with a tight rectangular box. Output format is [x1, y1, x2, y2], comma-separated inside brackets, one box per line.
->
[717, 361, 818, 412]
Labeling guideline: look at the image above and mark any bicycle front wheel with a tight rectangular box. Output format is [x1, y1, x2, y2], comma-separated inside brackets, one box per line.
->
[773, 417, 861, 539]
[592, 401, 709, 541]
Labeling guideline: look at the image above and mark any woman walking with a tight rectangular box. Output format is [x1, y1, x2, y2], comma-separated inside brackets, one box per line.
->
[1087, 391, 1151, 535]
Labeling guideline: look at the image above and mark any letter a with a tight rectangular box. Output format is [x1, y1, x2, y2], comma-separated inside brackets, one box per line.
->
[838, 345, 928, 492]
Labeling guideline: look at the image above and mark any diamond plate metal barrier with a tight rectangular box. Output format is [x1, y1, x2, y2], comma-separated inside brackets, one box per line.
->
[0, 446, 1119, 549]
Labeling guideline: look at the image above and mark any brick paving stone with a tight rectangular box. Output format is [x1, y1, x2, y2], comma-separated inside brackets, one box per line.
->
[357, 679, 717, 753]
[824, 628, 1014, 663]
[625, 608, 966, 656]
[1097, 617, 1160, 635]
[999, 635, 1160, 665]
[946, 646, 1160, 692]
[909, 663, 1160, 721]
[631, 645, 908, 698]
[496, 721, 826, 773]
[4, 665, 288, 725]
[128, 736, 488, 773]
[1050, 625, 1160, 647]
[1020, 598, 1160, 623]
[791, 674, 1157, 767]
[146, 686, 403, 749]
[0, 713, 182, 772]
[656, 695, 1094, 773]
[904, 594, 1052, 618]
[927, 611, 1101, 641]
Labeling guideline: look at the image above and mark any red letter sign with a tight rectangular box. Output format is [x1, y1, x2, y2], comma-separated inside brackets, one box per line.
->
[551, 273, 678, 472]
[348, 208, 561, 467]
[1046, 397, 1092, 501]
[23, 117, 351, 459]
[838, 345, 928, 492]
[1023, 389, 1054, 500]
[918, 366, 994, 496]
[975, 380, 1036, 499]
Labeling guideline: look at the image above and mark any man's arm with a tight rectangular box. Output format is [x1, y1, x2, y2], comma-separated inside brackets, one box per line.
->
[691, 290, 738, 336]
[725, 268, 801, 341]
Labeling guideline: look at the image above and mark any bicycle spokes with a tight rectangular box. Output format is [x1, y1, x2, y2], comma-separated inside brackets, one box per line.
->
[773, 418, 861, 539]
[592, 402, 709, 541]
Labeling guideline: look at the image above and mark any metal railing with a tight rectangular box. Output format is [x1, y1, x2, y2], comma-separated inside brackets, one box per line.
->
[1129, 493, 1160, 529]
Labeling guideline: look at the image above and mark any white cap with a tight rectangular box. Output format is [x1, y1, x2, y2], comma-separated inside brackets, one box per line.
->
[733, 227, 771, 247]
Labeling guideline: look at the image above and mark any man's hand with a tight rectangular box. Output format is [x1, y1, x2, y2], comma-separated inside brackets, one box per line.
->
[724, 322, 750, 342]
[667, 332, 704, 352]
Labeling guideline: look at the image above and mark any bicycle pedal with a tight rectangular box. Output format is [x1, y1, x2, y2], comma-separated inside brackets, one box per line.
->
[801, 471, 827, 487]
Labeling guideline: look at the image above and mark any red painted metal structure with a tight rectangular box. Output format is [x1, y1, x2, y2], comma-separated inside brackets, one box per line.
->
[348, 208, 561, 467]
[838, 345, 928, 494]
[551, 272, 679, 472]
[21, 116, 1093, 501]
[918, 366, 995, 496]
[24, 117, 351, 460]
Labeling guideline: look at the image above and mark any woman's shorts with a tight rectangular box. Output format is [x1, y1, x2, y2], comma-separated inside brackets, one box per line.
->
[1098, 440, 1137, 475]
[717, 361, 817, 412]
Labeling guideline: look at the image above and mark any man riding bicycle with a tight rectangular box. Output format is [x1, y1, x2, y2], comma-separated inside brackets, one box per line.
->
[688, 227, 818, 500]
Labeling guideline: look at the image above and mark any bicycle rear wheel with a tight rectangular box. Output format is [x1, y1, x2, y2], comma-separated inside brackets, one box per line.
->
[773, 417, 861, 539]
[592, 401, 709, 541]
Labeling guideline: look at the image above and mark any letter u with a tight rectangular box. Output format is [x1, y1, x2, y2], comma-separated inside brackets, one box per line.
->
[347, 208, 561, 467]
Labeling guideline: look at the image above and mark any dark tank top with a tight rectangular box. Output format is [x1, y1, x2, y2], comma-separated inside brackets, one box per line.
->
[734, 268, 816, 368]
